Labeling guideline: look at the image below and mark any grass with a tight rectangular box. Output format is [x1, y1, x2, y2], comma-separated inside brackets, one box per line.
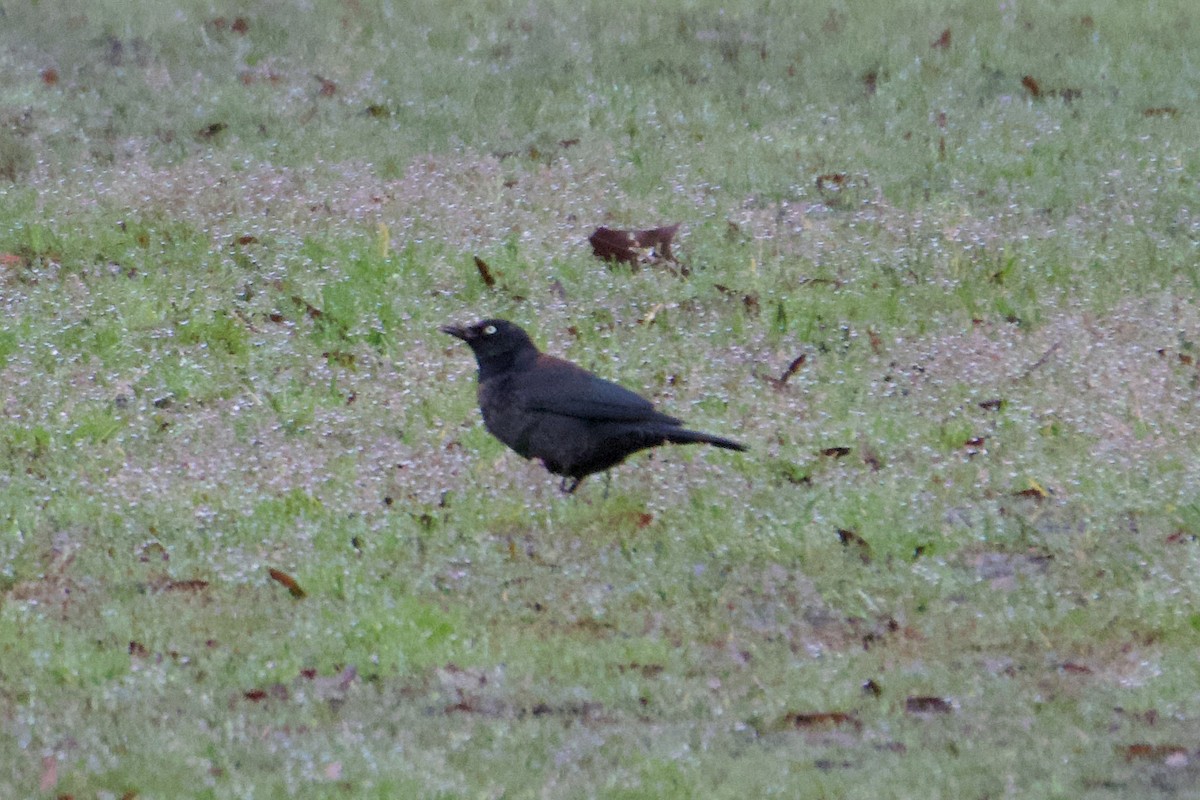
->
[2, 0, 1200, 797]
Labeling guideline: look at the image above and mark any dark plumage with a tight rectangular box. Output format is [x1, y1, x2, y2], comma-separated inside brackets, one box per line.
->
[442, 318, 747, 493]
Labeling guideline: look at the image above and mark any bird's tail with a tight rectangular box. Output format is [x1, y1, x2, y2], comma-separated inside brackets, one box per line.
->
[666, 428, 748, 452]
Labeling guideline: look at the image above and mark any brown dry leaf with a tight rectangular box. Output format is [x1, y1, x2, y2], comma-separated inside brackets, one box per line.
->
[137, 541, 168, 562]
[1013, 487, 1048, 501]
[816, 172, 847, 191]
[931, 28, 951, 49]
[1121, 743, 1189, 762]
[231, 17, 249, 34]
[41, 67, 59, 86]
[1059, 661, 1093, 675]
[162, 579, 209, 592]
[269, 568, 307, 598]
[291, 295, 323, 320]
[978, 398, 1005, 411]
[821, 446, 851, 458]
[315, 75, 337, 97]
[783, 711, 862, 730]
[759, 353, 808, 390]
[1143, 106, 1179, 118]
[1021, 75, 1081, 103]
[713, 284, 760, 316]
[862, 69, 878, 96]
[615, 662, 664, 677]
[473, 255, 496, 288]
[196, 122, 227, 141]
[906, 696, 953, 714]
[867, 327, 884, 354]
[837, 528, 872, 563]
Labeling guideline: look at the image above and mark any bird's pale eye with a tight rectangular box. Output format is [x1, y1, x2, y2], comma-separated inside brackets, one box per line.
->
[483, 324, 497, 335]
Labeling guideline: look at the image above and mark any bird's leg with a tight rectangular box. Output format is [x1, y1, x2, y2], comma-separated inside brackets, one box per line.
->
[561, 476, 583, 494]
[602, 471, 612, 500]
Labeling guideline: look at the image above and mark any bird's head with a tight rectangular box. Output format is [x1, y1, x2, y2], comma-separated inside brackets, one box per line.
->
[441, 318, 538, 375]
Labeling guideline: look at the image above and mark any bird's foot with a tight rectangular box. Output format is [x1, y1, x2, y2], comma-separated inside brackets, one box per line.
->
[560, 476, 583, 494]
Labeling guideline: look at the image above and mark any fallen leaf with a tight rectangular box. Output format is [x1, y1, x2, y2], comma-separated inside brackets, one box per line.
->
[196, 122, 227, 141]
[1059, 662, 1093, 675]
[615, 662, 665, 677]
[314, 75, 337, 97]
[762, 353, 807, 390]
[713, 284, 760, 316]
[861, 444, 884, 471]
[231, 17, 249, 34]
[269, 568, 307, 598]
[473, 255, 497, 288]
[1121, 743, 1189, 762]
[862, 69, 878, 96]
[837, 528, 872, 563]
[978, 398, 1005, 411]
[1021, 75, 1043, 98]
[291, 295, 323, 320]
[816, 172, 847, 191]
[1013, 479, 1049, 500]
[931, 28, 951, 49]
[1143, 106, 1179, 118]
[906, 696, 953, 714]
[783, 711, 862, 730]
[821, 446, 851, 458]
[41, 67, 59, 86]
[163, 579, 209, 592]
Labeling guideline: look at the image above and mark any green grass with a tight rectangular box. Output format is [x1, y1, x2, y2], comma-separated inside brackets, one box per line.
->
[2, 0, 1200, 796]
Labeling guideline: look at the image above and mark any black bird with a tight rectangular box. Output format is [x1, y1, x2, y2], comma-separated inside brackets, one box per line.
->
[442, 318, 747, 493]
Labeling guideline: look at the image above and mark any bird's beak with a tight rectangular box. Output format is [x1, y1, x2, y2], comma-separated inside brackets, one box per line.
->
[440, 323, 470, 341]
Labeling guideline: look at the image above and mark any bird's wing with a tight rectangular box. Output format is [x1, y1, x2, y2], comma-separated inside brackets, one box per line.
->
[522, 357, 682, 424]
